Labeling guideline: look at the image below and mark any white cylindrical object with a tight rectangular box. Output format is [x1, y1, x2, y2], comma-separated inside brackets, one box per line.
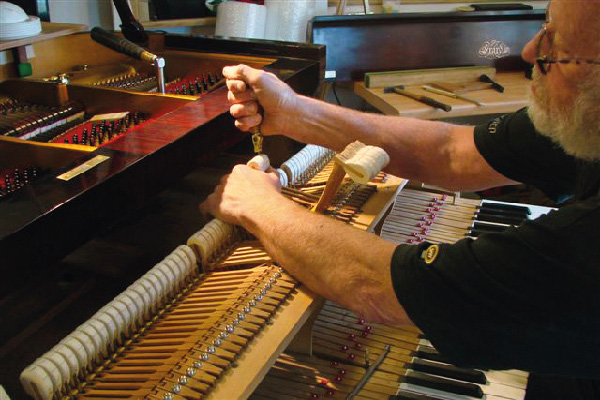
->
[265, 0, 312, 42]
[247, 154, 270, 171]
[215, 1, 267, 39]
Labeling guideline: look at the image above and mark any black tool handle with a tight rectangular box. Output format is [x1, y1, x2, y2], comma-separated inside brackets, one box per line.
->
[91, 26, 150, 61]
[479, 74, 505, 93]
[419, 96, 452, 112]
[113, 0, 148, 45]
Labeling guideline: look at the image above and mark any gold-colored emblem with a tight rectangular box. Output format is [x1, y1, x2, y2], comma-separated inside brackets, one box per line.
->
[422, 245, 439, 264]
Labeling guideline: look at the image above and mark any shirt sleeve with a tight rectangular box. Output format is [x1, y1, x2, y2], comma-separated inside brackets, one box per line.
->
[474, 108, 578, 201]
[390, 196, 600, 376]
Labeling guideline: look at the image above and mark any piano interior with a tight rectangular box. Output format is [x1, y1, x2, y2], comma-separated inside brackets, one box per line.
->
[0, 14, 543, 399]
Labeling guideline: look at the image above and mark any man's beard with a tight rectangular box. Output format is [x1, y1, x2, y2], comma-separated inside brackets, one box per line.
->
[527, 69, 600, 161]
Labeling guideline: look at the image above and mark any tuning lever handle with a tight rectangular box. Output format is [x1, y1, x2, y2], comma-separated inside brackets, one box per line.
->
[91, 26, 156, 63]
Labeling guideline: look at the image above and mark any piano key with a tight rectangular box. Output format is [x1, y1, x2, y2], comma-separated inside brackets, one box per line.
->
[404, 370, 484, 398]
[414, 345, 452, 364]
[410, 358, 487, 384]
[474, 212, 527, 226]
[480, 201, 531, 216]
[392, 389, 446, 399]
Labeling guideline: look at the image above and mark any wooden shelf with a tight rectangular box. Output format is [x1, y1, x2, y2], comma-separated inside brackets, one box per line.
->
[354, 71, 531, 119]
[0, 22, 88, 51]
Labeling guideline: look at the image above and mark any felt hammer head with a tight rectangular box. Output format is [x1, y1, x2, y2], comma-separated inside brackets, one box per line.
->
[383, 84, 405, 93]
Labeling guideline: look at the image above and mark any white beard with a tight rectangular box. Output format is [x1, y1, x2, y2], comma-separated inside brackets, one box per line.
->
[527, 69, 600, 161]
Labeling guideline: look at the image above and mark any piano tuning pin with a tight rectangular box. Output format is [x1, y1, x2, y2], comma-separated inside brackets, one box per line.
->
[186, 367, 196, 377]
[163, 394, 174, 400]
[178, 376, 188, 385]
[238, 313, 245, 321]
[219, 332, 229, 340]
[226, 325, 234, 333]
[213, 338, 222, 346]
[207, 346, 216, 354]
[201, 352, 210, 361]
[232, 318, 239, 326]
[255, 294, 263, 301]
[193, 361, 203, 369]
[243, 305, 251, 313]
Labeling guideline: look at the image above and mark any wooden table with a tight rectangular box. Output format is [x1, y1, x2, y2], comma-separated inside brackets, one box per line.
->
[354, 71, 531, 119]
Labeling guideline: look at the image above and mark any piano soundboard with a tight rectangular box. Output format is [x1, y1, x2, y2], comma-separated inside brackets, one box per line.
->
[17, 143, 552, 399]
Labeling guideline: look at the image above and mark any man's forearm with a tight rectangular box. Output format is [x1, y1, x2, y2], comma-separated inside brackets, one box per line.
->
[285, 95, 515, 191]
[240, 192, 410, 324]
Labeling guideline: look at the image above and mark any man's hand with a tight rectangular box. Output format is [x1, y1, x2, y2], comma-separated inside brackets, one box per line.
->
[223, 64, 298, 135]
[199, 164, 282, 226]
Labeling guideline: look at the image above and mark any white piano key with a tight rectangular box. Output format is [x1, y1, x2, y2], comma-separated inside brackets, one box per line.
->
[414, 340, 527, 397]
[485, 370, 529, 388]
[399, 382, 473, 400]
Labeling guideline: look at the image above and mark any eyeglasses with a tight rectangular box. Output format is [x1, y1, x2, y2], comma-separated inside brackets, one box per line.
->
[535, 23, 600, 75]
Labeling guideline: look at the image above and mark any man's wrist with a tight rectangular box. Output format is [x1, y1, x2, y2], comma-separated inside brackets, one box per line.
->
[240, 192, 295, 237]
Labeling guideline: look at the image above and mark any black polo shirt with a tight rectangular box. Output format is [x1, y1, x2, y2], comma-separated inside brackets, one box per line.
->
[390, 108, 600, 377]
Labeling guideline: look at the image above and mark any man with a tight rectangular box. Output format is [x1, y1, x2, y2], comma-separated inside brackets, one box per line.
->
[200, 0, 600, 394]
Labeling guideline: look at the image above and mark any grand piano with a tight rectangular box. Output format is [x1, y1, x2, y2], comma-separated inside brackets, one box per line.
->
[0, 26, 324, 397]
[1, 9, 546, 399]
